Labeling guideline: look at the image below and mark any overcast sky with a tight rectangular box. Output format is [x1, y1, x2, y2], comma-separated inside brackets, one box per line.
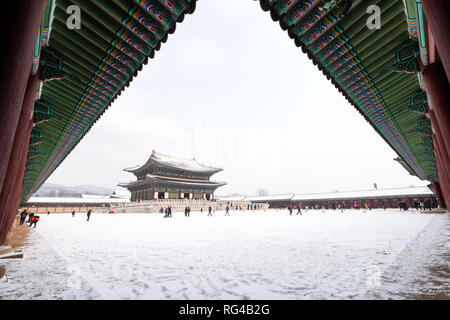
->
[45, 0, 429, 196]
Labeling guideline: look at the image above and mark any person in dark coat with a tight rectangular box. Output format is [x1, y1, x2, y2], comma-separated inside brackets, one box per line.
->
[168, 206, 172, 218]
[87, 209, 92, 221]
[208, 206, 212, 216]
[27, 212, 34, 223]
[19, 210, 28, 225]
[225, 205, 230, 216]
[72, 210, 75, 217]
[296, 203, 302, 215]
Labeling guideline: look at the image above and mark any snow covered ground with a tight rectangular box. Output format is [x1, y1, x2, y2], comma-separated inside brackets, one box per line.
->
[0, 209, 448, 299]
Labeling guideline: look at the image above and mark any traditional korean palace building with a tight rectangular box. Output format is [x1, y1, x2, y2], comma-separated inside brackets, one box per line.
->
[119, 151, 226, 201]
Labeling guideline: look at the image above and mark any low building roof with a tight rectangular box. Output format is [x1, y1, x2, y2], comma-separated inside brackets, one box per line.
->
[246, 193, 295, 202]
[26, 196, 129, 204]
[292, 186, 434, 201]
[246, 186, 434, 202]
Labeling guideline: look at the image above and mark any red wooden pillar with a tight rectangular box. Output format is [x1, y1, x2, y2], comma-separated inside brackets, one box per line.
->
[0, 0, 46, 196]
[431, 181, 446, 208]
[0, 69, 40, 244]
[432, 131, 450, 208]
[430, 110, 450, 183]
[423, 62, 450, 160]
[434, 140, 450, 209]
[421, 0, 450, 81]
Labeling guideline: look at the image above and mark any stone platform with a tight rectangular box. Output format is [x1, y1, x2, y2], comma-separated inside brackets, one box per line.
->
[105, 199, 268, 214]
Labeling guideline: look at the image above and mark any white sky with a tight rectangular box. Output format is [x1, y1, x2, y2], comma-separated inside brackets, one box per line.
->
[46, 0, 429, 196]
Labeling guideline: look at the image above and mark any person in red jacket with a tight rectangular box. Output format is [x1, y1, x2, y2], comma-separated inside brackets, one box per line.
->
[29, 215, 40, 228]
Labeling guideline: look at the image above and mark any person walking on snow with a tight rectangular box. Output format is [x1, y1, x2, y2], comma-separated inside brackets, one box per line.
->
[296, 203, 302, 215]
[72, 210, 75, 217]
[225, 205, 230, 216]
[87, 209, 92, 221]
[208, 206, 212, 216]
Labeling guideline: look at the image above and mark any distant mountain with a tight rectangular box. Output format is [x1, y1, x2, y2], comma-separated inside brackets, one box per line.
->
[34, 183, 114, 198]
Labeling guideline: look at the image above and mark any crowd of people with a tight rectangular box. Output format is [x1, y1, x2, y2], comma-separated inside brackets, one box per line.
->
[18, 210, 40, 228]
[17, 208, 95, 228]
[16, 198, 438, 226]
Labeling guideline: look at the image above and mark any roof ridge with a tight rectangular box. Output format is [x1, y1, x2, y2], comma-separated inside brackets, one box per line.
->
[151, 150, 223, 171]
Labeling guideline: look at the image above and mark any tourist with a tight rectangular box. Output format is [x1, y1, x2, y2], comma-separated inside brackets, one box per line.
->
[208, 206, 212, 216]
[47, 211, 50, 215]
[87, 209, 92, 221]
[27, 212, 34, 223]
[225, 205, 230, 216]
[72, 210, 75, 217]
[184, 206, 190, 217]
[288, 205, 293, 215]
[29, 214, 39, 228]
[187, 206, 191, 217]
[169, 206, 172, 218]
[19, 210, 28, 225]
[296, 203, 302, 215]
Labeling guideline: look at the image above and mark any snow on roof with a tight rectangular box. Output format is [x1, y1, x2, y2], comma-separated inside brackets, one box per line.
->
[215, 195, 246, 201]
[291, 186, 433, 201]
[26, 196, 129, 204]
[245, 194, 295, 202]
[125, 150, 223, 173]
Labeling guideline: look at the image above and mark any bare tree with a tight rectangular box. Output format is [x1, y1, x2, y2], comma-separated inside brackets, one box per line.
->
[256, 188, 269, 196]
